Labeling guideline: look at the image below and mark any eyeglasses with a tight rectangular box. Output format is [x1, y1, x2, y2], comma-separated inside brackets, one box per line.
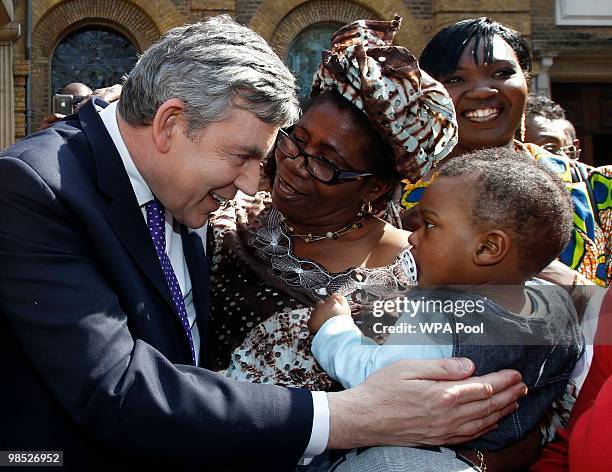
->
[541, 143, 581, 160]
[275, 128, 376, 184]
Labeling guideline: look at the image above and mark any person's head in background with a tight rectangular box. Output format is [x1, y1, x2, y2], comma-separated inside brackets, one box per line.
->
[38, 82, 95, 131]
[60, 82, 93, 98]
[408, 147, 573, 287]
[420, 17, 531, 158]
[523, 94, 581, 160]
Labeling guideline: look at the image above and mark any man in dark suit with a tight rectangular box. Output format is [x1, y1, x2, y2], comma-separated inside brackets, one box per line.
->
[0, 16, 525, 471]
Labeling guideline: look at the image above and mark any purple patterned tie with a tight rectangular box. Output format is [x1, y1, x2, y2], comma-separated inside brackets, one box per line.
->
[145, 198, 196, 366]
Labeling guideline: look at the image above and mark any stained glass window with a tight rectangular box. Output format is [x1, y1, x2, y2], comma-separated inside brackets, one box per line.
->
[288, 22, 343, 99]
[51, 27, 138, 94]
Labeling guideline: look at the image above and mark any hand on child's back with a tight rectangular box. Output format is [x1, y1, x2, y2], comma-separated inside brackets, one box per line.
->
[308, 294, 352, 333]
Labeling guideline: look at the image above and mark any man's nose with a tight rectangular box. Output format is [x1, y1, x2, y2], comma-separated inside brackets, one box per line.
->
[237, 158, 262, 196]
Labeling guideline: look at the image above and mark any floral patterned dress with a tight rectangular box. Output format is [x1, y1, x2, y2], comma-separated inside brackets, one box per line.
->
[206, 192, 417, 390]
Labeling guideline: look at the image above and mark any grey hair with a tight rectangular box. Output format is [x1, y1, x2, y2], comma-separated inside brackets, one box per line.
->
[118, 15, 300, 136]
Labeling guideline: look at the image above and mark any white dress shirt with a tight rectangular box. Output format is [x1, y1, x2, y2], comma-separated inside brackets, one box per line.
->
[98, 102, 329, 461]
[100, 102, 202, 362]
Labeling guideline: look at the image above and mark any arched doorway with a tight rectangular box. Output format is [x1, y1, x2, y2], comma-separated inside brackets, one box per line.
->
[51, 26, 138, 94]
[28, 0, 163, 131]
[287, 22, 343, 99]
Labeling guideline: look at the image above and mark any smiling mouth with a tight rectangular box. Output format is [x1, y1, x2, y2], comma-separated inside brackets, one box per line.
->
[210, 192, 228, 205]
[463, 107, 503, 123]
[277, 175, 305, 196]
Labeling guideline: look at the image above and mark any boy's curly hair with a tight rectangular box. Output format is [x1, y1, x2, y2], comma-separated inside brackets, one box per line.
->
[438, 147, 573, 275]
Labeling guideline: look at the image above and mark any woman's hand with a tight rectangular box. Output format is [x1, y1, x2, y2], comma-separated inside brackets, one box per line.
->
[308, 294, 351, 333]
[538, 260, 598, 320]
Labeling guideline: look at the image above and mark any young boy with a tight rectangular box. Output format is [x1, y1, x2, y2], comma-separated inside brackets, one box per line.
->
[308, 148, 583, 460]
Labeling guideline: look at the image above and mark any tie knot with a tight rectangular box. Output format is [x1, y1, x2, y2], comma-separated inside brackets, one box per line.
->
[145, 197, 165, 222]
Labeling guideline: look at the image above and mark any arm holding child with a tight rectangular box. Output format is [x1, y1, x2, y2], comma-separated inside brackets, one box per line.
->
[309, 294, 450, 389]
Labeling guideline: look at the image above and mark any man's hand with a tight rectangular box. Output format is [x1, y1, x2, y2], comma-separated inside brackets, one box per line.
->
[326, 358, 526, 450]
[308, 294, 351, 333]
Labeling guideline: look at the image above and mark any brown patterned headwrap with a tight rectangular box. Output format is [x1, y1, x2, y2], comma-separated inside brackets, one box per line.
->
[311, 16, 458, 183]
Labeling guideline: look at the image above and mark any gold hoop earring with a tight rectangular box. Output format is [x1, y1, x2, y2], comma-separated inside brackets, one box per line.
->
[519, 114, 526, 142]
[358, 200, 372, 217]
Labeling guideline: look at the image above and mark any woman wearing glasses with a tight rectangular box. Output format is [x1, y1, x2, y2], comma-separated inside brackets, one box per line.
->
[402, 17, 610, 287]
[204, 17, 457, 390]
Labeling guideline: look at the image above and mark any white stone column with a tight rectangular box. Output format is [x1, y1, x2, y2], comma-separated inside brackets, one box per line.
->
[536, 56, 554, 98]
[0, 0, 21, 149]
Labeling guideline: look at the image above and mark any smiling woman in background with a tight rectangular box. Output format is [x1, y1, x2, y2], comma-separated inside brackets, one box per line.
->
[401, 17, 610, 289]
[421, 18, 530, 158]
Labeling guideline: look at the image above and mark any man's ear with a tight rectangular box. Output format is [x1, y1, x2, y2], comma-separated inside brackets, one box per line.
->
[151, 98, 186, 154]
[473, 230, 511, 266]
[363, 178, 391, 203]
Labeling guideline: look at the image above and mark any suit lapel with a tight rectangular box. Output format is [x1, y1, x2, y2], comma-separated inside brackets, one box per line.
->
[78, 99, 176, 314]
[181, 225, 210, 364]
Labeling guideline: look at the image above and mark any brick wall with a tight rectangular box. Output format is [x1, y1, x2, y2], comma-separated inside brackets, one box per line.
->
[531, 0, 612, 47]
[27, 0, 164, 129]
[235, 0, 263, 25]
[530, 0, 612, 82]
[431, 0, 531, 37]
[12, 0, 612, 142]
[401, 0, 431, 19]
[190, 0, 235, 20]
[268, 0, 377, 59]
[171, 0, 191, 17]
[12, 0, 190, 136]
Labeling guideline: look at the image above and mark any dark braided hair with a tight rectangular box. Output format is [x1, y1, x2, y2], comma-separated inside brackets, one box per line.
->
[420, 17, 532, 80]
[438, 147, 573, 275]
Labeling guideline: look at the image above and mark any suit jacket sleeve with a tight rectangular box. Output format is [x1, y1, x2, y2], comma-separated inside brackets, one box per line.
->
[0, 155, 313, 468]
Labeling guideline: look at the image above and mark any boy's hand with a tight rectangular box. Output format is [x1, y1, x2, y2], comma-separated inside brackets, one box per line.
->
[308, 294, 352, 333]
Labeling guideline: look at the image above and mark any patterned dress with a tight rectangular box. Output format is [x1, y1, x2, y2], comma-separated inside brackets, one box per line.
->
[207, 192, 577, 448]
[401, 142, 612, 287]
[206, 192, 417, 390]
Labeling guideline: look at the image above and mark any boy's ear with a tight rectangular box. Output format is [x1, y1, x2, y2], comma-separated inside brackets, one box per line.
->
[473, 230, 511, 266]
